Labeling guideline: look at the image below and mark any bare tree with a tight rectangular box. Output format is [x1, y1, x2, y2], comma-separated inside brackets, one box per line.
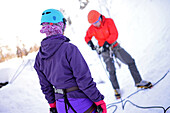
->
[0, 48, 5, 63]
[79, 0, 89, 10]
[60, 8, 72, 25]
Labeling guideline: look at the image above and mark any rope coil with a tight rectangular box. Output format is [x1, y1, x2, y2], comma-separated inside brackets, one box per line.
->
[106, 70, 170, 113]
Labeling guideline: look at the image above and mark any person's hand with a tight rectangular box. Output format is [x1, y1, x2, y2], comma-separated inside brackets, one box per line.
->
[49, 102, 58, 113]
[96, 46, 103, 55]
[103, 41, 110, 51]
[88, 40, 96, 50]
[94, 100, 107, 113]
[49, 108, 57, 113]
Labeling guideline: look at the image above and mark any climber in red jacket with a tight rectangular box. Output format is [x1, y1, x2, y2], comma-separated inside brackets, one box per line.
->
[85, 10, 152, 99]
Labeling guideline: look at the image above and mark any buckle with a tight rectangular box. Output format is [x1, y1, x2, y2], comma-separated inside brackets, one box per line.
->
[54, 88, 64, 94]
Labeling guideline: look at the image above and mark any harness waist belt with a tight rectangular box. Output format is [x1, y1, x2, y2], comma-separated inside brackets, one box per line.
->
[54, 86, 79, 94]
[110, 41, 118, 48]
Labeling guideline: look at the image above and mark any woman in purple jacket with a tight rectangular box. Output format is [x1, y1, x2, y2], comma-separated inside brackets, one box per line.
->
[34, 9, 107, 113]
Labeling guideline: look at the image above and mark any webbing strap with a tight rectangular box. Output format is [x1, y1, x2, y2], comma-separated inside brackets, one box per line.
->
[84, 103, 96, 113]
[63, 89, 77, 113]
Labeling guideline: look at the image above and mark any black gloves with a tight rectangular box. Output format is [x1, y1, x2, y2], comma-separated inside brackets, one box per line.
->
[88, 40, 96, 50]
[96, 47, 103, 55]
[88, 40, 111, 53]
[96, 105, 103, 113]
[50, 108, 58, 113]
[103, 41, 111, 51]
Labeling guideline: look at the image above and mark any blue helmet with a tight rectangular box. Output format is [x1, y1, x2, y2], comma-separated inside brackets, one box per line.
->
[41, 9, 65, 24]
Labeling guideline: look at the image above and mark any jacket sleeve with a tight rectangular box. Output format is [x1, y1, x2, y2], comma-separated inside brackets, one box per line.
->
[106, 19, 118, 44]
[66, 44, 104, 102]
[34, 54, 56, 104]
[85, 26, 94, 43]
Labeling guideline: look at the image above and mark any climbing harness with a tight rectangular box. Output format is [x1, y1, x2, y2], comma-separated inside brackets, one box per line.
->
[54, 86, 96, 113]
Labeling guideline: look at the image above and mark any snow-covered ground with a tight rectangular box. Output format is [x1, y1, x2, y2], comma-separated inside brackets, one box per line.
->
[0, 0, 170, 113]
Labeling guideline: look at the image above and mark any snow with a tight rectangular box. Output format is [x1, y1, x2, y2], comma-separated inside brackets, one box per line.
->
[0, 0, 170, 113]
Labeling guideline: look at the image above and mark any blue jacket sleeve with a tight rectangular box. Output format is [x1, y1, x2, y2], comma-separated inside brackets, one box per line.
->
[66, 44, 104, 102]
[34, 54, 56, 104]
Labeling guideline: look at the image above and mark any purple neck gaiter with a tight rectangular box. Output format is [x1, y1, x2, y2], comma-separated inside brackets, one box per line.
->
[40, 22, 65, 37]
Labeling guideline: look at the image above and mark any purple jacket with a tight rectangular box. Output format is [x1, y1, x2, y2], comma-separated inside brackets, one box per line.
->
[34, 34, 104, 104]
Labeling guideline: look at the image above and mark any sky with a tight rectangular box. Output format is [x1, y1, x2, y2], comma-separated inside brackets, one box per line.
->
[0, 0, 81, 51]
[0, 0, 170, 113]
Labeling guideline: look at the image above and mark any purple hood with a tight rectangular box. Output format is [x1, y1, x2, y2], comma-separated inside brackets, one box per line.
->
[34, 34, 104, 104]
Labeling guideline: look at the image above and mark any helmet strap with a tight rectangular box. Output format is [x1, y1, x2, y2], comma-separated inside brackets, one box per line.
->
[62, 18, 67, 32]
[100, 15, 103, 21]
